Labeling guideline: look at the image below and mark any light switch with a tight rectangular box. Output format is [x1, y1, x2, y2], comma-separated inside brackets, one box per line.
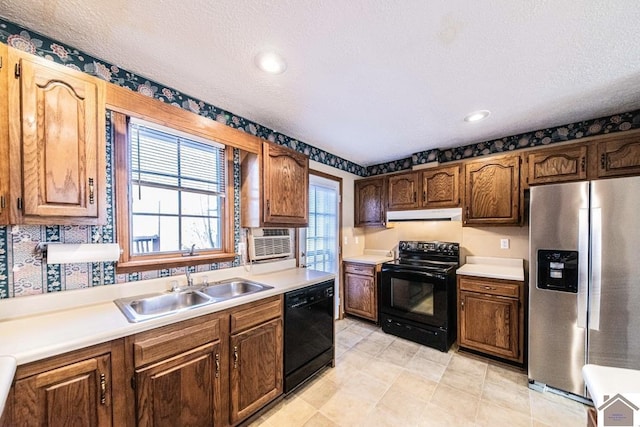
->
[500, 238, 510, 249]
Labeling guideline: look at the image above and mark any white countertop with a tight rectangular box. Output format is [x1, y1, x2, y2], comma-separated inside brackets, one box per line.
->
[0, 261, 334, 414]
[456, 256, 525, 282]
[583, 364, 640, 408]
[343, 249, 394, 265]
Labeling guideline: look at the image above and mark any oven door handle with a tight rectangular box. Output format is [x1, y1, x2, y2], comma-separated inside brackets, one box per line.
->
[384, 269, 444, 279]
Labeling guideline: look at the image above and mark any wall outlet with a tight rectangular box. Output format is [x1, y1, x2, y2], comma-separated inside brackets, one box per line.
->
[355, 236, 359, 244]
[343, 236, 348, 245]
[500, 238, 510, 249]
[237, 242, 246, 255]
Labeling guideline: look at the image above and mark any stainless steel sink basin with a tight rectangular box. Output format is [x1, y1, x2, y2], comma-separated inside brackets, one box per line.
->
[200, 279, 274, 300]
[114, 278, 273, 322]
[115, 290, 212, 322]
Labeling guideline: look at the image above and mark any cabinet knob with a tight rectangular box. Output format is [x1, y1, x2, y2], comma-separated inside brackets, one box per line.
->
[600, 153, 606, 170]
[215, 353, 220, 378]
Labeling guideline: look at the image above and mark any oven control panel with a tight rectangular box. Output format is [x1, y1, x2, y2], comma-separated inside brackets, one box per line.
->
[399, 241, 459, 257]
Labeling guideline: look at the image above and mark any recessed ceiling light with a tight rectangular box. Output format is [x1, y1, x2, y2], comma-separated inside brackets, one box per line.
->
[464, 110, 491, 122]
[255, 52, 287, 74]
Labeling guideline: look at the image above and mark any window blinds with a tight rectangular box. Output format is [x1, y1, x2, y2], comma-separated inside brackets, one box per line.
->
[129, 119, 226, 196]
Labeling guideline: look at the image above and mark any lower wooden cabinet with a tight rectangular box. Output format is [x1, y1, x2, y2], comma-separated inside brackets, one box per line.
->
[457, 276, 525, 364]
[6, 297, 285, 427]
[343, 262, 379, 322]
[229, 297, 283, 424]
[135, 342, 220, 427]
[230, 318, 282, 423]
[11, 341, 124, 427]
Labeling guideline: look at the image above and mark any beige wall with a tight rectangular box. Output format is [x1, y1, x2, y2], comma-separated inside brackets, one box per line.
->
[364, 221, 529, 269]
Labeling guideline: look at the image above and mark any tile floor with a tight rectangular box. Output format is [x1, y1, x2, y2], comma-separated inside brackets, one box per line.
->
[251, 317, 589, 427]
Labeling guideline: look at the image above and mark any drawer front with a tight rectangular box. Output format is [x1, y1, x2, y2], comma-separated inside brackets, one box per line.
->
[134, 316, 221, 368]
[458, 277, 521, 298]
[344, 262, 375, 276]
[230, 296, 282, 334]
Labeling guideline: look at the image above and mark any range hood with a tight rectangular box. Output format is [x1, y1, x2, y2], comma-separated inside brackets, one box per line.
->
[386, 208, 462, 222]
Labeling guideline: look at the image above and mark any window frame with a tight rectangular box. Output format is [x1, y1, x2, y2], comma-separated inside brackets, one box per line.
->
[113, 110, 235, 273]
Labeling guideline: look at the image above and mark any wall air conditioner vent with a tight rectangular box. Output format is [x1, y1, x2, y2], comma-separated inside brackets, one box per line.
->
[248, 228, 292, 261]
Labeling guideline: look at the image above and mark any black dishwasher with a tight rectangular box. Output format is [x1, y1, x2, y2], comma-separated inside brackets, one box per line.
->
[284, 279, 335, 393]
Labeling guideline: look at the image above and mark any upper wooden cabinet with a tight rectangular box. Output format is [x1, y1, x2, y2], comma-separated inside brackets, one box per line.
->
[387, 165, 461, 211]
[527, 144, 588, 185]
[388, 172, 419, 210]
[421, 165, 461, 208]
[596, 131, 640, 178]
[0, 44, 9, 225]
[463, 154, 521, 226]
[242, 141, 309, 228]
[354, 176, 386, 228]
[7, 47, 106, 225]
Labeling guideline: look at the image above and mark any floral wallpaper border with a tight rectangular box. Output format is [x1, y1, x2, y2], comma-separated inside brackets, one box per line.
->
[367, 111, 640, 176]
[0, 19, 368, 178]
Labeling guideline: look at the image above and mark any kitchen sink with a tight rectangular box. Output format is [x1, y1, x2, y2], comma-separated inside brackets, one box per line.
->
[200, 279, 274, 300]
[114, 278, 273, 322]
[115, 290, 213, 322]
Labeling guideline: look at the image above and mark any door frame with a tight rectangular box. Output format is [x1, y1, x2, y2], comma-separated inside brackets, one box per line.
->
[301, 169, 343, 318]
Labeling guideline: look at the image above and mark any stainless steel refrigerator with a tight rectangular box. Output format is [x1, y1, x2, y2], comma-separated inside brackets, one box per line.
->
[528, 175, 640, 400]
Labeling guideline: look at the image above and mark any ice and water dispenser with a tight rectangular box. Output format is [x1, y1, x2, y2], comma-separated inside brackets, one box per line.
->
[537, 250, 579, 293]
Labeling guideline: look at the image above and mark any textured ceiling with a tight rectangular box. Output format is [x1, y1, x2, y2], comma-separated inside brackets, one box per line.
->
[2, 1, 640, 166]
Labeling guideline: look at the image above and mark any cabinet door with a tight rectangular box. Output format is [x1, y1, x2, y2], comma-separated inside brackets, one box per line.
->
[463, 155, 521, 225]
[354, 177, 386, 227]
[459, 291, 519, 360]
[262, 142, 309, 226]
[14, 354, 112, 426]
[344, 272, 376, 321]
[230, 318, 283, 424]
[9, 48, 105, 224]
[0, 44, 8, 225]
[421, 165, 460, 208]
[387, 172, 419, 210]
[596, 133, 640, 178]
[527, 144, 588, 185]
[135, 342, 220, 427]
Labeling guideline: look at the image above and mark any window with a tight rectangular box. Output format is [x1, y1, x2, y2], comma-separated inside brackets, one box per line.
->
[114, 113, 234, 273]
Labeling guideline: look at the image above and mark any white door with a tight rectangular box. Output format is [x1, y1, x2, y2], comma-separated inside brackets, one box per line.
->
[300, 173, 341, 316]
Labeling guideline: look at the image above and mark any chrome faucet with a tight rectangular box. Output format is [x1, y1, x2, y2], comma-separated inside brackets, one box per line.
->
[185, 269, 193, 287]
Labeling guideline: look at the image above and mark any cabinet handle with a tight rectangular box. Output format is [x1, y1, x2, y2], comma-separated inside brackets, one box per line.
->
[581, 156, 586, 172]
[461, 300, 464, 310]
[423, 192, 426, 203]
[483, 286, 496, 291]
[0, 195, 4, 211]
[215, 353, 220, 378]
[99, 373, 106, 405]
[600, 153, 606, 170]
[266, 199, 270, 214]
[413, 191, 417, 203]
[88, 178, 95, 204]
[17, 197, 22, 211]
[233, 346, 238, 369]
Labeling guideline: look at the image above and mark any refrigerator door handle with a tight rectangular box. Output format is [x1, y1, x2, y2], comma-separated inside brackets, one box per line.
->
[589, 207, 602, 331]
[577, 208, 589, 329]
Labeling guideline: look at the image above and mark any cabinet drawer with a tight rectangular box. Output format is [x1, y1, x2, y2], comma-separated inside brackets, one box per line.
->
[458, 277, 521, 298]
[134, 316, 221, 368]
[344, 263, 375, 276]
[230, 296, 282, 334]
